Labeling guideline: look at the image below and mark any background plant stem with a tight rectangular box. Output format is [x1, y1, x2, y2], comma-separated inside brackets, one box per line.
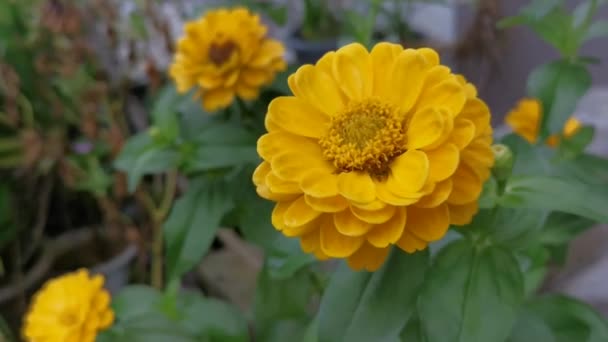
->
[150, 170, 178, 290]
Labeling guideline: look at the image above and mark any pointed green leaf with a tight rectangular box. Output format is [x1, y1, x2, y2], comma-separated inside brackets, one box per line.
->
[418, 240, 524, 342]
[527, 61, 591, 138]
[510, 295, 608, 342]
[165, 179, 234, 281]
[318, 249, 429, 342]
[499, 176, 608, 223]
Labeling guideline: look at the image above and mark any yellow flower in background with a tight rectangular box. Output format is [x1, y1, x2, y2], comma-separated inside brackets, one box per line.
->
[254, 42, 494, 271]
[169, 7, 287, 112]
[23, 269, 114, 342]
[505, 98, 581, 146]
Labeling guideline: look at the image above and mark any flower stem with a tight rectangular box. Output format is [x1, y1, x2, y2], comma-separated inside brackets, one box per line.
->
[150, 170, 178, 290]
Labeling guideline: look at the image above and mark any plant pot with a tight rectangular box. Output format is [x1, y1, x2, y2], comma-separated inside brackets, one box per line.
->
[285, 35, 338, 64]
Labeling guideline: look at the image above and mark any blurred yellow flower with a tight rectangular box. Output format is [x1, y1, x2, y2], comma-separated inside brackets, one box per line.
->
[254, 43, 494, 271]
[169, 7, 287, 112]
[505, 98, 581, 146]
[23, 269, 114, 342]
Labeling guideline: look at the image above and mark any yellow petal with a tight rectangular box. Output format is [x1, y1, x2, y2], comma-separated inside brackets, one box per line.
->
[347, 242, 390, 271]
[416, 179, 453, 208]
[305, 194, 349, 213]
[224, 69, 241, 87]
[283, 196, 322, 227]
[390, 150, 429, 193]
[417, 47, 439, 67]
[266, 171, 301, 194]
[415, 79, 466, 116]
[332, 43, 372, 100]
[267, 96, 329, 138]
[426, 143, 460, 182]
[337, 171, 376, 203]
[461, 140, 494, 170]
[271, 201, 292, 231]
[350, 205, 396, 224]
[460, 98, 490, 137]
[289, 64, 345, 115]
[316, 51, 336, 75]
[396, 230, 427, 253]
[366, 207, 406, 248]
[236, 83, 259, 100]
[270, 144, 331, 182]
[250, 40, 285, 67]
[256, 185, 299, 202]
[449, 201, 479, 226]
[300, 228, 321, 253]
[563, 117, 581, 137]
[406, 108, 445, 149]
[351, 200, 387, 211]
[447, 164, 482, 205]
[334, 210, 374, 236]
[406, 204, 450, 242]
[198, 74, 224, 89]
[252, 161, 271, 186]
[283, 217, 320, 237]
[424, 108, 454, 150]
[423, 65, 451, 86]
[241, 68, 269, 87]
[371, 42, 402, 97]
[449, 118, 475, 150]
[386, 49, 427, 114]
[320, 217, 364, 257]
[300, 169, 339, 198]
[202, 88, 234, 112]
[257, 131, 314, 161]
[375, 178, 421, 206]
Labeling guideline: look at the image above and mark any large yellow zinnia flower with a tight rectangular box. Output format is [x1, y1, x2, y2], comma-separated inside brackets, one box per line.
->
[505, 98, 581, 147]
[169, 7, 287, 112]
[23, 269, 114, 342]
[253, 43, 494, 271]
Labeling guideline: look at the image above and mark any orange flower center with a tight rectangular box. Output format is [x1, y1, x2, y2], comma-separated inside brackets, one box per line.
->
[209, 40, 237, 66]
[319, 99, 405, 176]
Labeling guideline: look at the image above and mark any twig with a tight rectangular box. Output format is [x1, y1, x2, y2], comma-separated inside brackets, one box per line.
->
[22, 176, 54, 265]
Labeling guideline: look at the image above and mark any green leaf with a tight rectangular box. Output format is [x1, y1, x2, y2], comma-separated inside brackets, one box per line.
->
[510, 295, 608, 342]
[114, 132, 154, 170]
[509, 310, 556, 342]
[99, 312, 197, 342]
[465, 207, 548, 249]
[194, 122, 257, 145]
[128, 148, 180, 192]
[418, 240, 524, 342]
[558, 125, 595, 160]
[399, 314, 424, 342]
[254, 263, 315, 340]
[521, 0, 563, 19]
[318, 249, 429, 342]
[177, 292, 249, 342]
[539, 212, 595, 247]
[499, 176, 608, 223]
[112, 285, 163, 320]
[187, 146, 259, 172]
[114, 132, 179, 192]
[585, 20, 608, 41]
[527, 61, 591, 138]
[164, 178, 234, 281]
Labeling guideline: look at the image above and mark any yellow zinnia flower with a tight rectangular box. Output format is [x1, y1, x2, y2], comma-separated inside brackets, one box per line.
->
[23, 269, 114, 342]
[505, 98, 581, 146]
[169, 7, 287, 112]
[254, 42, 494, 271]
